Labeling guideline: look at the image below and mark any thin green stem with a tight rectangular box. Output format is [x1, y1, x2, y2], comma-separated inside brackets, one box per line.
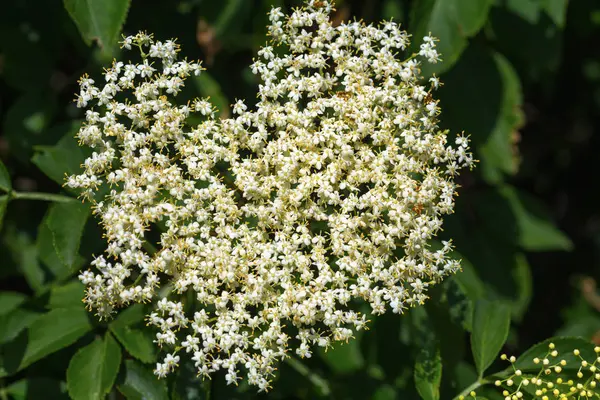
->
[453, 378, 491, 400]
[204, 378, 212, 400]
[11, 191, 75, 203]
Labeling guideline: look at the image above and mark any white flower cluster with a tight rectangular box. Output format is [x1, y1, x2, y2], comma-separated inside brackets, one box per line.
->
[68, 0, 473, 391]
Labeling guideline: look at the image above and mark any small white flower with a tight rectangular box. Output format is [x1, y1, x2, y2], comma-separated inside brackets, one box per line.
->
[70, 0, 472, 391]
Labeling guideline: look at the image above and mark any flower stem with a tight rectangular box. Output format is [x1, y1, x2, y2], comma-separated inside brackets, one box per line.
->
[453, 378, 490, 400]
[11, 191, 74, 203]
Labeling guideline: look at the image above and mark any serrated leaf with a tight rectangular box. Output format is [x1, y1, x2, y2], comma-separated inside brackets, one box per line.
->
[111, 304, 146, 328]
[0, 292, 27, 316]
[110, 325, 155, 364]
[14, 308, 91, 373]
[490, 5, 563, 83]
[4, 230, 45, 293]
[31, 122, 88, 187]
[414, 337, 442, 400]
[471, 299, 510, 378]
[46, 200, 90, 269]
[0, 160, 10, 192]
[410, 0, 494, 75]
[118, 360, 168, 400]
[500, 186, 573, 251]
[67, 333, 122, 400]
[63, 0, 130, 53]
[48, 280, 86, 309]
[445, 277, 474, 332]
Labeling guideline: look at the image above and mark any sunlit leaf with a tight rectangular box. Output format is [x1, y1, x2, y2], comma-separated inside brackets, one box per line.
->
[471, 299, 511, 377]
[46, 201, 90, 270]
[63, 0, 131, 53]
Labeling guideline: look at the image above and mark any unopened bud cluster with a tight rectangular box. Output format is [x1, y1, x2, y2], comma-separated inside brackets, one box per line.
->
[68, 0, 473, 390]
[493, 343, 600, 400]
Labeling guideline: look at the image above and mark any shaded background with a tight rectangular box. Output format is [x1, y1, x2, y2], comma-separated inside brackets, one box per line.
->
[0, 0, 599, 399]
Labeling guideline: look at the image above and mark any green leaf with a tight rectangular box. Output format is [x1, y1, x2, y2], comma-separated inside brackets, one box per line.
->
[0, 159, 11, 192]
[506, 0, 541, 24]
[410, 0, 494, 75]
[63, 0, 131, 53]
[541, 0, 569, 27]
[46, 200, 90, 270]
[489, 6, 563, 83]
[110, 326, 155, 364]
[4, 230, 45, 293]
[67, 333, 122, 400]
[13, 308, 91, 373]
[320, 335, 364, 374]
[445, 277, 474, 332]
[38, 210, 86, 281]
[0, 292, 26, 316]
[414, 336, 442, 400]
[511, 253, 532, 322]
[195, 72, 231, 118]
[3, 92, 57, 163]
[513, 337, 596, 373]
[109, 312, 156, 365]
[111, 304, 146, 328]
[0, 308, 40, 344]
[48, 280, 86, 309]
[0, 195, 8, 231]
[471, 299, 511, 378]
[31, 122, 88, 187]
[438, 46, 523, 184]
[453, 257, 485, 302]
[478, 53, 524, 183]
[118, 360, 168, 400]
[6, 378, 69, 400]
[500, 186, 573, 251]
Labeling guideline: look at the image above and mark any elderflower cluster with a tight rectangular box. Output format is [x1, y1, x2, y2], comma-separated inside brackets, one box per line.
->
[68, 0, 473, 391]
[491, 344, 600, 400]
